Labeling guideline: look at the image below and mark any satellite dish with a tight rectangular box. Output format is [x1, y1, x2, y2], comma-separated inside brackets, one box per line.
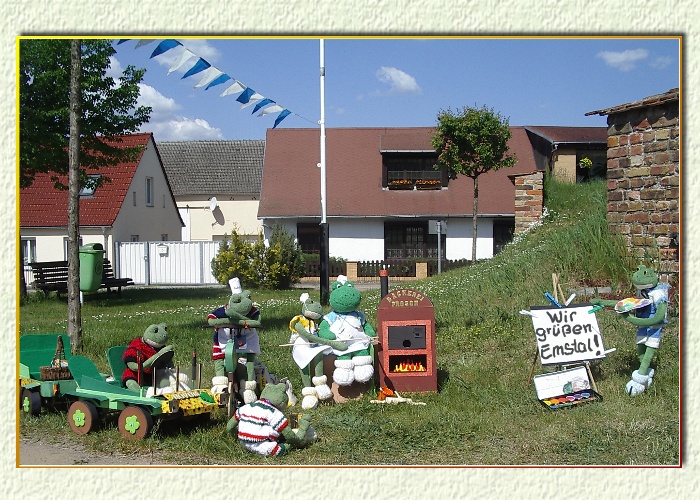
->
[209, 197, 218, 211]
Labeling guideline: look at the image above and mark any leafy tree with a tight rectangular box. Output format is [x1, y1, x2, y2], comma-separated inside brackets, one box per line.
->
[19, 38, 151, 352]
[19, 38, 151, 189]
[432, 105, 516, 263]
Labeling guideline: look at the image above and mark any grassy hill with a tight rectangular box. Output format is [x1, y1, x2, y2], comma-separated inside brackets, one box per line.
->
[19, 179, 679, 465]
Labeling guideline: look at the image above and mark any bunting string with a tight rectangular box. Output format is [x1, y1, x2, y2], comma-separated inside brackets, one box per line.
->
[117, 38, 315, 129]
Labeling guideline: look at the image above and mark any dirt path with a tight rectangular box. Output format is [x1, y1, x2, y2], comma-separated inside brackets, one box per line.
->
[19, 437, 171, 466]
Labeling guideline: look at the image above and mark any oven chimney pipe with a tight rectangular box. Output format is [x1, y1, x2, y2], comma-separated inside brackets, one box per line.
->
[380, 268, 389, 298]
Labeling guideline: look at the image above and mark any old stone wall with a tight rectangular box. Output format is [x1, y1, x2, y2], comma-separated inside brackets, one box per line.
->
[511, 171, 544, 234]
[604, 100, 680, 278]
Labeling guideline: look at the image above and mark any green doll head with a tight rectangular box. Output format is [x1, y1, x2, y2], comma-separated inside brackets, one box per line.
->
[143, 323, 169, 348]
[225, 290, 254, 318]
[259, 382, 290, 411]
[632, 265, 659, 291]
[329, 275, 361, 313]
[299, 292, 323, 321]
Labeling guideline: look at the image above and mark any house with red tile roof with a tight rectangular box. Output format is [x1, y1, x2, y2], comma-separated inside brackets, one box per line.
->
[20, 133, 183, 266]
[258, 126, 540, 262]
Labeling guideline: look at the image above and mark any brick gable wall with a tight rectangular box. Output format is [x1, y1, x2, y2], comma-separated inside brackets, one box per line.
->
[604, 100, 680, 279]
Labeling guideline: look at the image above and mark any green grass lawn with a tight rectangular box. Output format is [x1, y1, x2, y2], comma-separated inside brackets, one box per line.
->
[18, 179, 680, 465]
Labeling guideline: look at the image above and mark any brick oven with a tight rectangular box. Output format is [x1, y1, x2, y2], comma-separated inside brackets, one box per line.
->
[376, 288, 437, 393]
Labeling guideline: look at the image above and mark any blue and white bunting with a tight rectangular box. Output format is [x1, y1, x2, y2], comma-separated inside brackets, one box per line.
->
[122, 38, 297, 129]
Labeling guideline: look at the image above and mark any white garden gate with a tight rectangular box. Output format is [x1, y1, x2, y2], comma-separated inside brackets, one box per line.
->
[115, 241, 221, 286]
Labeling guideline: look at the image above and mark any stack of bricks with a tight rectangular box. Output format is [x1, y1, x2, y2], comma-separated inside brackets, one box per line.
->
[600, 91, 680, 278]
[510, 171, 544, 234]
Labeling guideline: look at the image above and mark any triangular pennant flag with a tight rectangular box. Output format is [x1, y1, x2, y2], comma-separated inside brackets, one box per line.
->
[205, 74, 231, 90]
[168, 50, 196, 74]
[236, 87, 256, 105]
[240, 92, 265, 109]
[135, 39, 157, 48]
[252, 98, 275, 114]
[273, 109, 292, 128]
[258, 104, 284, 117]
[194, 67, 225, 88]
[182, 58, 211, 79]
[220, 80, 246, 96]
[150, 39, 182, 59]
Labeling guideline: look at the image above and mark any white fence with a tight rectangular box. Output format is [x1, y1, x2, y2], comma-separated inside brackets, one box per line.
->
[116, 241, 221, 286]
[22, 241, 223, 289]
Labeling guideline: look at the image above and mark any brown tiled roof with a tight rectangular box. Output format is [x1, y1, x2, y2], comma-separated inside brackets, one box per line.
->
[158, 140, 264, 196]
[20, 133, 152, 228]
[258, 126, 537, 218]
[585, 88, 679, 116]
[525, 126, 607, 144]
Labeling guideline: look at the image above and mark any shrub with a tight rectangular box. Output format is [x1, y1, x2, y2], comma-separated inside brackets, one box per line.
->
[211, 225, 304, 290]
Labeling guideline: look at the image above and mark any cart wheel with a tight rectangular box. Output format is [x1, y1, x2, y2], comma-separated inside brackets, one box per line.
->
[118, 406, 153, 440]
[67, 400, 99, 435]
[20, 389, 41, 417]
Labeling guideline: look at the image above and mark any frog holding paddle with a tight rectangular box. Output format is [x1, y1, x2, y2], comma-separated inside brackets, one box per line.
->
[591, 265, 669, 396]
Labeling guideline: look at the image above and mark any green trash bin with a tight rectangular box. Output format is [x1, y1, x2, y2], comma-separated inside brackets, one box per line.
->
[79, 243, 105, 292]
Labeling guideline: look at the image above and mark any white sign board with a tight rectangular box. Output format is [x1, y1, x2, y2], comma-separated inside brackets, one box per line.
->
[529, 304, 606, 365]
[533, 365, 591, 400]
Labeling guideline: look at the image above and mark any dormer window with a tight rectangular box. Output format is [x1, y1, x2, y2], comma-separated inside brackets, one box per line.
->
[382, 152, 447, 189]
[79, 174, 101, 197]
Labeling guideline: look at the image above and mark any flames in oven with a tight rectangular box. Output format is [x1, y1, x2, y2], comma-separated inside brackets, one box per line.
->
[392, 359, 426, 373]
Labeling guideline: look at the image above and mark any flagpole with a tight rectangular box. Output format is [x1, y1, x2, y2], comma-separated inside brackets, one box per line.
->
[319, 39, 330, 304]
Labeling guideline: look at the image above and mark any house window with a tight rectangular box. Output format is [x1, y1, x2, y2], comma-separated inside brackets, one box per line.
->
[297, 223, 321, 254]
[382, 153, 447, 189]
[384, 221, 444, 259]
[145, 177, 154, 206]
[576, 150, 607, 182]
[79, 175, 101, 197]
[130, 235, 140, 242]
[133, 191, 137, 206]
[493, 219, 515, 255]
[161, 234, 168, 241]
[21, 238, 37, 265]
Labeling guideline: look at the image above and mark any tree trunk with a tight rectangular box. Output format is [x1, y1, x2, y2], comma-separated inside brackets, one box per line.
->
[67, 39, 82, 354]
[472, 175, 479, 263]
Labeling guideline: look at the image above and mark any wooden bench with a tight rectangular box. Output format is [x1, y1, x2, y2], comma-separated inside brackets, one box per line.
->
[29, 259, 134, 298]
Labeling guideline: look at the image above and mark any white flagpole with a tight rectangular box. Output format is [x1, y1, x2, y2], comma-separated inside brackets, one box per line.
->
[319, 39, 327, 224]
[319, 39, 329, 303]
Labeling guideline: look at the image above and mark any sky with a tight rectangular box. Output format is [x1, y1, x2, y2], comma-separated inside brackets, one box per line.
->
[107, 37, 681, 142]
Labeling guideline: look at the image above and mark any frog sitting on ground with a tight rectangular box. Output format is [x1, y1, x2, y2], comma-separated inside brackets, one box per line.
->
[121, 323, 190, 395]
[227, 382, 317, 456]
[591, 265, 670, 396]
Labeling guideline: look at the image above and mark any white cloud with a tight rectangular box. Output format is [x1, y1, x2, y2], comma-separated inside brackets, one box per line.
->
[375, 66, 422, 94]
[136, 83, 224, 141]
[650, 56, 673, 70]
[596, 49, 649, 72]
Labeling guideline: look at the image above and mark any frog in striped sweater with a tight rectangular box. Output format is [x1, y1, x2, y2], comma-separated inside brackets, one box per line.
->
[227, 382, 316, 456]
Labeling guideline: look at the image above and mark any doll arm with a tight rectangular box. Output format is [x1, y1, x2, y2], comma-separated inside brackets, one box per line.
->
[624, 301, 668, 327]
[294, 322, 347, 351]
[280, 413, 311, 447]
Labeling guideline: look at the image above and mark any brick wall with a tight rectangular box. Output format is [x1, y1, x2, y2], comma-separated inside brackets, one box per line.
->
[604, 99, 680, 278]
[510, 171, 544, 234]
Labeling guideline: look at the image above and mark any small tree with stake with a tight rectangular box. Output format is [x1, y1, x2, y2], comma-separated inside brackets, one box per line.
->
[432, 105, 516, 263]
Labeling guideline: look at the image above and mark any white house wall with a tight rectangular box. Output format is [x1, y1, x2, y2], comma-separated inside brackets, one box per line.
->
[178, 196, 262, 241]
[21, 228, 111, 262]
[111, 139, 183, 244]
[262, 217, 497, 262]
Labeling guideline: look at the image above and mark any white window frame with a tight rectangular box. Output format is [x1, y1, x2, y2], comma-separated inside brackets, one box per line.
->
[21, 238, 37, 265]
[145, 177, 154, 207]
